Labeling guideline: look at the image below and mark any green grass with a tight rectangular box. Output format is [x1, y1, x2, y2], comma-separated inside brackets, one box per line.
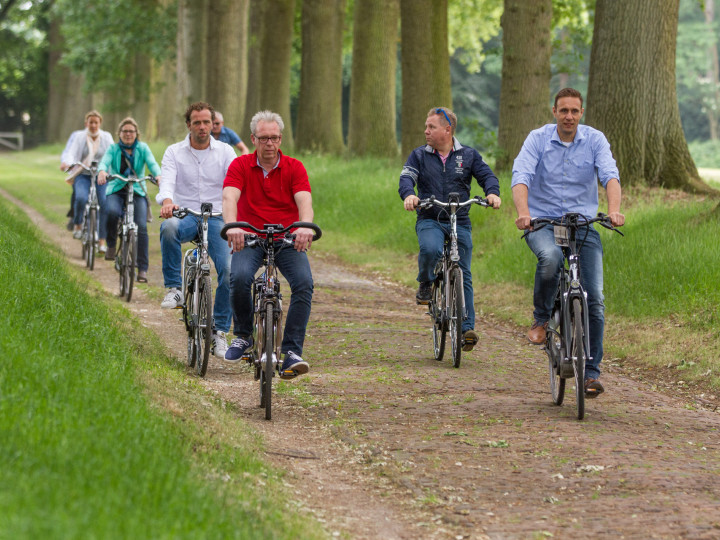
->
[0, 196, 323, 539]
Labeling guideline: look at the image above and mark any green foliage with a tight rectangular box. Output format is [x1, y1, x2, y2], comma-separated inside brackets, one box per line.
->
[689, 139, 720, 168]
[0, 0, 49, 144]
[53, 0, 176, 108]
[448, 0, 503, 73]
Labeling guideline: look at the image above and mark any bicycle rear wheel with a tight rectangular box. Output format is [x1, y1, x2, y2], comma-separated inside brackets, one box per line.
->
[261, 302, 274, 420]
[125, 230, 136, 302]
[449, 267, 463, 369]
[571, 298, 585, 420]
[431, 278, 446, 361]
[86, 207, 96, 270]
[547, 308, 565, 405]
[195, 275, 213, 377]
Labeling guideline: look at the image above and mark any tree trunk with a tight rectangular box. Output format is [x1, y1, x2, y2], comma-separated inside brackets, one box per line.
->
[296, 0, 346, 154]
[177, 0, 209, 107]
[705, 0, 719, 141]
[496, 0, 552, 171]
[587, 0, 713, 193]
[206, 0, 249, 134]
[400, 0, 451, 157]
[46, 18, 93, 142]
[242, 0, 264, 143]
[258, 0, 295, 148]
[348, 0, 399, 157]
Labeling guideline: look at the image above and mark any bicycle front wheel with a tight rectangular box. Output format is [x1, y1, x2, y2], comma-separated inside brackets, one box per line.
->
[431, 278, 446, 361]
[547, 308, 565, 406]
[262, 302, 274, 420]
[571, 298, 585, 420]
[118, 231, 127, 297]
[449, 267, 463, 369]
[124, 230, 136, 302]
[195, 275, 212, 377]
[87, 207, 96, 270]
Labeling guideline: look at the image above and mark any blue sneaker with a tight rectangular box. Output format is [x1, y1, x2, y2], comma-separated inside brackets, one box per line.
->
[224, 336, 253, 363]
[279, 351, 309, 380]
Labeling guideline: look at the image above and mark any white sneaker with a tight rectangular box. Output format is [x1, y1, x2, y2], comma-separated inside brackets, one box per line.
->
[161, 288, 183, 309]
[212, 331, 228, 358]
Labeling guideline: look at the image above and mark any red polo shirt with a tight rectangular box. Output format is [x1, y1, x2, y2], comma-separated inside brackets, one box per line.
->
[223, 150, 311, 231]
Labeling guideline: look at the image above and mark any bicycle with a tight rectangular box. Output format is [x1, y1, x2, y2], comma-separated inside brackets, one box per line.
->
[66, 161, 100, 270]
[220, 220, 322, 420]
[106, 173, 155, 302]
[523, 213, 623, 420]
[417, 193, 490, 369]
[173, 204, 223, 377]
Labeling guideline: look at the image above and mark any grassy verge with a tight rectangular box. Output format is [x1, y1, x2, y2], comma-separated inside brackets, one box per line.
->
[0, 196, 323, 538]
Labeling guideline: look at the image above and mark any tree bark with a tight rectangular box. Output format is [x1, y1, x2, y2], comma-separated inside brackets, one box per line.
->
[206, 0, 249, 135]
[177, 0, 209, 107]
[296, 0, 346, 154]
[587, 0, 714, 193]
[242, 0, 264, 142]
[348, 0, 399, 157]
[704, 0, 719, 140]
[257, 0, 295, 148]
[400, 0, 452, 157]
[496, 0, 552, 171]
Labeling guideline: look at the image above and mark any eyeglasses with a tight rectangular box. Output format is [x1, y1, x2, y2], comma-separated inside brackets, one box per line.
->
[120, 130, 136, 134]
[436, 108, 452, 127]
[254, 135, 281, 144]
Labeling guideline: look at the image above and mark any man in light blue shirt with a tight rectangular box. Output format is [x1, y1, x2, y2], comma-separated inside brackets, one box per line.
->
[511, 87, 625, 397]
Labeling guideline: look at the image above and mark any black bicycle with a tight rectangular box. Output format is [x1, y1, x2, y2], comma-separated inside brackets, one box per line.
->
[106, 173, 155, 302]
[174, 204, 223, 377]
[417, 193, 490, 368]
[220, 221, 322, 420]
[66, 161, 100, 270]
[523, 213, 623, 420]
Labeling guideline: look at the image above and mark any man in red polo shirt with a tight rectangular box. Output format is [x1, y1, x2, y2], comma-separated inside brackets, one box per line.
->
[221, 110, 316, 379]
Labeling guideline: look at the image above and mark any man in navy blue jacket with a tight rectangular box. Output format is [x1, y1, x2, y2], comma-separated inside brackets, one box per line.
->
[399, 107, 501, 351]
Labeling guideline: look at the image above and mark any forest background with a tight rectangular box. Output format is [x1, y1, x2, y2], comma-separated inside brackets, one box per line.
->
[2, 0, 720, 185]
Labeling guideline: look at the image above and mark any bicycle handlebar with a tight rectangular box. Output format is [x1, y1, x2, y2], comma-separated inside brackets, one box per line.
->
[220, 221, 323, 243]
[106, 173, 156, 185]
[417, 195, 490, 211]
[64, 161, 97, 173]
[172, 207, 223, 219]
[522, 212, 624, 239]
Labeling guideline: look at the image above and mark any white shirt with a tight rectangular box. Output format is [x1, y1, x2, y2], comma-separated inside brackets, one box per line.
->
[157, 134, 237, 213]
[64, 128, 114, 165]
[60, 130, 84, 164]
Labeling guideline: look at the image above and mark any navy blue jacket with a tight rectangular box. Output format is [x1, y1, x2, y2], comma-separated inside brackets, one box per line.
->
[398, 138, 500, 225]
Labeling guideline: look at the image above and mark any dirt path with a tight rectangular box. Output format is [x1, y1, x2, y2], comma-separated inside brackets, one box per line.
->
[6, 188, 720, 539]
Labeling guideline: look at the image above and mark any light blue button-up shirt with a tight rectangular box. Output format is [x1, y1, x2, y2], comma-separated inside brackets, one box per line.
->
[511, 123, 620, 220]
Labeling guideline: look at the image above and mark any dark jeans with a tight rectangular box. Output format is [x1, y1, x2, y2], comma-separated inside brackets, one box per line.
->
[525, 225, 605, 379]
[230, 245, 313, 357]
[105, 190, 149, 272]
[73, 174, 107, 239]
[416, 219, 475, 332]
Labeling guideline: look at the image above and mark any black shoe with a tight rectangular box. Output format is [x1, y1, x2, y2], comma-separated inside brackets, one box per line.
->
[66, 217, 74, 231]
[416, 281, 432, 304]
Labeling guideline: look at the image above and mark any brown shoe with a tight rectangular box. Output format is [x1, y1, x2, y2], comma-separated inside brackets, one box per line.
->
[527, 320, 548, 345]
[104, 247, 116, 260]
[584, 378, 605, 398]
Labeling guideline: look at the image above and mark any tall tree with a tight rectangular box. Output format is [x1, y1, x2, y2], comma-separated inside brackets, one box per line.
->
[496, 0, 552, 170]
[242, 0, 264, 142]
[206, 0, 249, 133]
[257, 0, 295, 148]
[400, 0, 452, 157]
[587, 0, 713, 193]
[296, 0, 346, 154]
[704, 0, 719, 140]
[348, 0, 399, 157]
[177, 0, 209, 106]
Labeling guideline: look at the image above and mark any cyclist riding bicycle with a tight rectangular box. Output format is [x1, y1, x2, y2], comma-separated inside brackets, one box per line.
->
[511, 87, 625, 398]
[222, 110, 316, 380]
[98, 117, 162, 283]
[157, 102, 237, 359]
[399, 107, 501, 352]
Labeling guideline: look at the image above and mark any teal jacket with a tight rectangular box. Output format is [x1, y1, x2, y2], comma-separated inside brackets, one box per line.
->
[99, 141, 162, 197]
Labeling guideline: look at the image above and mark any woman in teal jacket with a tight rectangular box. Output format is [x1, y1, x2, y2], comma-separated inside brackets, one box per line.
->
[98, 117, 161, 283]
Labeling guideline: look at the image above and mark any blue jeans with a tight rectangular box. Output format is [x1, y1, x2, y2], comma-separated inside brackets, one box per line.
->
[160, 215, 231, 333]
[73, 174, 107, 239]
[416, 219, 475, 333]
[105, 190, 149, 272]
[525, 225, 605, 379]
[230, 245, 313, 357]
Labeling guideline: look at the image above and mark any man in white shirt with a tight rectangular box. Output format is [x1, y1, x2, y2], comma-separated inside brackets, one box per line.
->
[157, 102, 237, 358]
